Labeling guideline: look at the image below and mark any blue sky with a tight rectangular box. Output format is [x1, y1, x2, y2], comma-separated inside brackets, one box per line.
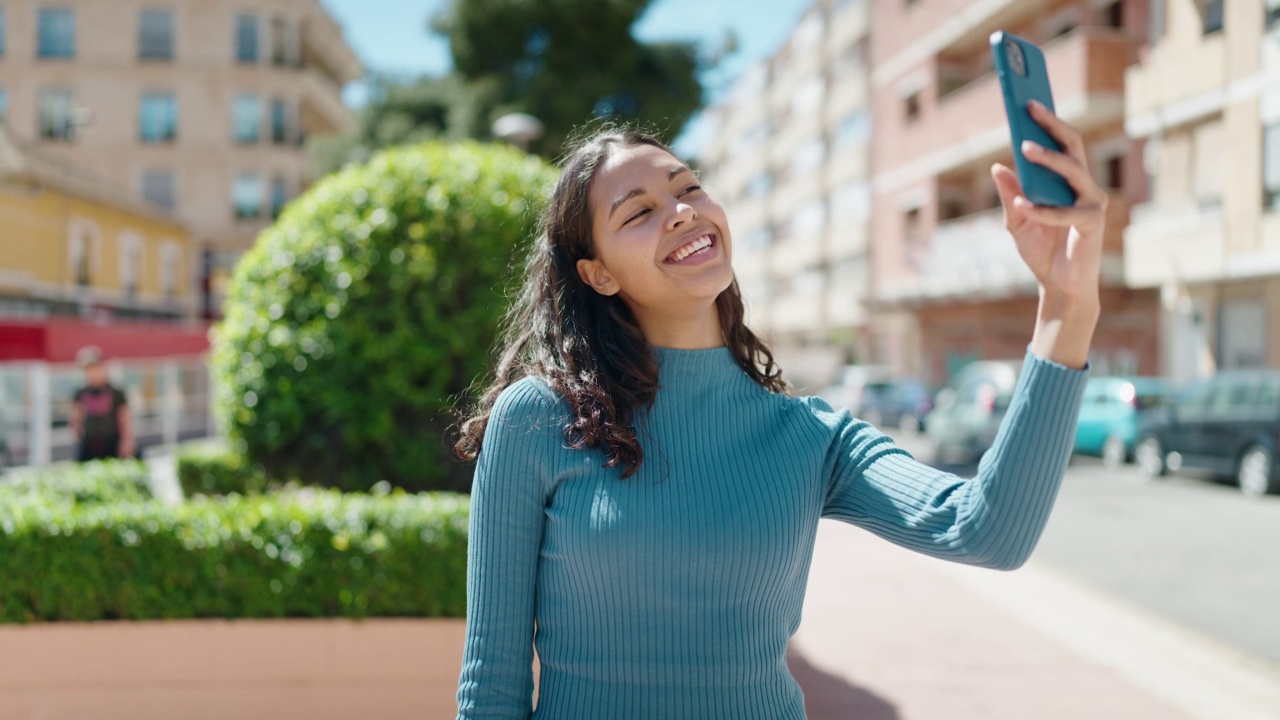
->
[317, 0, 814, 154]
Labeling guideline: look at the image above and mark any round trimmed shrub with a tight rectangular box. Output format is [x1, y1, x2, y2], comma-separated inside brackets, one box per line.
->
[212, 141, 557, 492]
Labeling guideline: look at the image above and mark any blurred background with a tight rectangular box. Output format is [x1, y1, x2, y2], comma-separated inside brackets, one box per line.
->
[1, 1, 1279, 718]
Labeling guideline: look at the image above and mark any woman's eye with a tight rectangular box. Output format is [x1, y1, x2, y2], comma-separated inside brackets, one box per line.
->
[681, 185, 703, 196]
[625, 208, 650, 225]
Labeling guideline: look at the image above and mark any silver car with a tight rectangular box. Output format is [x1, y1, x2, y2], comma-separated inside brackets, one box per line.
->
[925, 359, 1022, 465]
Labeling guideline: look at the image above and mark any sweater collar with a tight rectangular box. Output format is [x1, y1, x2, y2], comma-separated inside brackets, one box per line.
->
[651, 345, 741, 383]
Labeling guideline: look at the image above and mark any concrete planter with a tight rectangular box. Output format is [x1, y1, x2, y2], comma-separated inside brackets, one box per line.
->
[0, 617, 465, 720]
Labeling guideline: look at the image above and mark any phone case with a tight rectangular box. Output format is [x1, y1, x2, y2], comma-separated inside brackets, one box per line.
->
[990, 31, 1077, 207]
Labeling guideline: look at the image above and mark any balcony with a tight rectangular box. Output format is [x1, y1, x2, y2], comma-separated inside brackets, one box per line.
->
[881, 191, 1130, 305]
[1125, 34, 1226, 137]
[1124, 202, 1225, 288]
[883, 28, 1131, 186]
[301, 68, 356, 135]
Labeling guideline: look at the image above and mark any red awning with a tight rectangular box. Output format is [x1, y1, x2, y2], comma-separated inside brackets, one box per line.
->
[0, 318, 211, 363]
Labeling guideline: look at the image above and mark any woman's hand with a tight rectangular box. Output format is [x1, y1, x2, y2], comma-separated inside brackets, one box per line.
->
[992, 101, 1104, 369]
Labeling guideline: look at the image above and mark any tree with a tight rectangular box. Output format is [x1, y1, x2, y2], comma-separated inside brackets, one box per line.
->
[433, 0, 705, 157]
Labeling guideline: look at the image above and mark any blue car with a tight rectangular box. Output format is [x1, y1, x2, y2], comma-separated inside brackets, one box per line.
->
[1073, 377, 1175, 467]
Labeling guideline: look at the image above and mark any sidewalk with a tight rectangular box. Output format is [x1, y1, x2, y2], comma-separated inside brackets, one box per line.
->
[791, 519, 1280, 720]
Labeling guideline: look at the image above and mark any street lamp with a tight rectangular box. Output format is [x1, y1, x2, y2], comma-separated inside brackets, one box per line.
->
[491, 113, 544, 152]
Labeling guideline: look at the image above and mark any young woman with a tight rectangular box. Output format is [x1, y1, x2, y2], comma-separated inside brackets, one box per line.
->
[454, 100, 1104, 719]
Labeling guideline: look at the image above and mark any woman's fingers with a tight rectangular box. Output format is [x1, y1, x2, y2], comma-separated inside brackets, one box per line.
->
[1012, 196, 1105, 228]
[991, 163, 1029, 229]
[1028, 100, 1086, 163]
[1020, 140, 1108, 206]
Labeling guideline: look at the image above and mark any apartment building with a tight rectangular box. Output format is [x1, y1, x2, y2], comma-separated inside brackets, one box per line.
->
[698, 0, 873, 387]
[868, 0, 1161, 384]
[0, 126, 195, 320]
[1125, 0, 1280, 381]
[0, 0, 359, 316]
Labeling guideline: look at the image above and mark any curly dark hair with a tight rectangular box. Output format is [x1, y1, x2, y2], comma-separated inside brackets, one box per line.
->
[455, 127, 788, 477]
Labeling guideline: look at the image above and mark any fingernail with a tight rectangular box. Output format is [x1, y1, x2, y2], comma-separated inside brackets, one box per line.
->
[1028, 100, 1043, 112]
[1022, 140, 1040, 154]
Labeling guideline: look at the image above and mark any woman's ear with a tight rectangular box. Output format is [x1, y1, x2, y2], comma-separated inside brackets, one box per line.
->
[576, 257, 619, 296]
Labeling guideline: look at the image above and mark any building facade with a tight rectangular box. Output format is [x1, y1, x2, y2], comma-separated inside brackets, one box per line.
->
[0, 0, 359, 316]
[0, 127, 195, 320]
[868, 0, 1161, 385]
[1124, 0, 1280, 382]
[698, 0, 873, 389]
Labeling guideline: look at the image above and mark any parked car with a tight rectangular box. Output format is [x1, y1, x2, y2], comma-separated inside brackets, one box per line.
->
[925, 359, 1022, 465]
[1135, 370, 1280, 496]
[1074, 377, 1176, 467]
[819, 364, 892, 417]
[859, 379, 934, 432]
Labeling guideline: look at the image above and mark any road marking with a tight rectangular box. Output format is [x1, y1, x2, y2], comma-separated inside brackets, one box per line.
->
[936, 558, 1280, 720]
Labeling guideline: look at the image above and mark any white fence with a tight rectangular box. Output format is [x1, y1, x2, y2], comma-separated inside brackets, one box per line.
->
[0, 356, 215, 468]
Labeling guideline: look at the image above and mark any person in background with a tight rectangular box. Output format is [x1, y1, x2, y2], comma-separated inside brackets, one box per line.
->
[70, 347, 136, 462]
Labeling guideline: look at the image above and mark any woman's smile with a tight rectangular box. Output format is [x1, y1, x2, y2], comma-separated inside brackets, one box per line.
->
[664, 231, 719, 265]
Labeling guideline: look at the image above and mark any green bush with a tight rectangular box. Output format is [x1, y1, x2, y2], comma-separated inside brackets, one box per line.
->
[0, 459, 151, 506]
[0, 488, 468, 623]
[212, 141, 557, 493]
[177, 443, 270, 497]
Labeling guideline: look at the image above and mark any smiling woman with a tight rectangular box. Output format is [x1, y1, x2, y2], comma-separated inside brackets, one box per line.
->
[453, 121, 1102, 719]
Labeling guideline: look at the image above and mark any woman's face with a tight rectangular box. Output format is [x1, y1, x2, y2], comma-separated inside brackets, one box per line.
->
[578, 143, 734, 319]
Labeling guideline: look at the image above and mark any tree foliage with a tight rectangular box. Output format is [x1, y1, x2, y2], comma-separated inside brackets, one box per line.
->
[434, 0, 704, 157]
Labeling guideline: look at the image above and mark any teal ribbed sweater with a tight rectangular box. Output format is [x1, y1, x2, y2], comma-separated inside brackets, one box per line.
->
[456, 346, 1087, 719]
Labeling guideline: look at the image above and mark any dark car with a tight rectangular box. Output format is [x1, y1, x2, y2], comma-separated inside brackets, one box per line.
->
[859, 379, 934, 432]
[1135, 370, 1280, 496]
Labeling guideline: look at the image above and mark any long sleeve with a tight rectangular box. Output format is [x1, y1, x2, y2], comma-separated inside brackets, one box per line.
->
[456, 378, 561, 719]
[819, 349, 1088, 570]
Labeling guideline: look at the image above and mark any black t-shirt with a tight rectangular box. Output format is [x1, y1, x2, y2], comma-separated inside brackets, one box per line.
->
[74, 385, 127, 445]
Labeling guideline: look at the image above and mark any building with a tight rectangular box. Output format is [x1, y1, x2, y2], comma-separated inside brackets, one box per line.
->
[698, 0, 873, 389]
[0, 0, 360, 316]
[0, 126, 195, 320]
[868, 0, 1161, 385]
[1124, 0, 1280, 381]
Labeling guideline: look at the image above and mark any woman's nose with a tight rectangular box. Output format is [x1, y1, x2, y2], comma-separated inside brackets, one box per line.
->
[667, 200, 697, 228]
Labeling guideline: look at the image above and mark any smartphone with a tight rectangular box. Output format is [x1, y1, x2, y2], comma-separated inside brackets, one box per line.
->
[990, 31, 1077, 207]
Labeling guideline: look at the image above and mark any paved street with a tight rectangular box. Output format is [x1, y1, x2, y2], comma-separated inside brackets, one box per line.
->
[788, 428, 1280, 719]
[891, 429, 1280, 670]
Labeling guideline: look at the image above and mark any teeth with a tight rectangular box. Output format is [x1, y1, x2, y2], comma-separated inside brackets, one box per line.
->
[671, 234, 713, 262]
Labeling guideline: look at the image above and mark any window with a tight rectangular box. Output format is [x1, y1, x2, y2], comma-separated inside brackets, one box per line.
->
[271, 177, 288, 219]
[1269, 0, 1280, 28]
[1193, 119, 1225, 209]
[37, 88, 75, 140]
[235, 13, 258, 63]
[160, 242, 181, 298]
[141, 169, 176, 211]
[745, 171, 773, 199]
[791, 135, 825, 177]
[1265, 123, 1280, 211]
[233, 173, 263, 220]
[1104, 155, 1124, 190]
[270, 98, 289, 144]
[0, 90, 7, 126]
[271, 16, 293, 65]
[119, 232, 144, 298]
[67, 220, 99, 287]
[833, 110, 870, 148]
[0, 7, 7, 57]
[37, 8, 75, 59]
[139, 93, 177, 143]
[1201, 0, 1223, 35]
[1104, 1, 1125, 29]
[904, 91, 921, 122]
[233, 95, 260, 144]
[139, 9, 174, 61]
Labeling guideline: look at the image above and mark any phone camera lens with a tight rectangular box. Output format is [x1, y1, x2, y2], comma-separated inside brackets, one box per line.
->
[1004, 38, 1027, 77]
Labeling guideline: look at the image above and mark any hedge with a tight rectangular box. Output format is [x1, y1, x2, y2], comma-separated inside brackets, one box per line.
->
[0, 488, 469, 623]
[176, 443, 271, 497]
[0, 459, 151, 506]
[211, 141, 558, 493]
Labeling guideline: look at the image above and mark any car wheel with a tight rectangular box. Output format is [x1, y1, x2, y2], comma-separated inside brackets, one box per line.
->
[1236, 445, 1277, 497]
[1102, 434, 1128, 469]
[1135, 436, 1166, 478]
